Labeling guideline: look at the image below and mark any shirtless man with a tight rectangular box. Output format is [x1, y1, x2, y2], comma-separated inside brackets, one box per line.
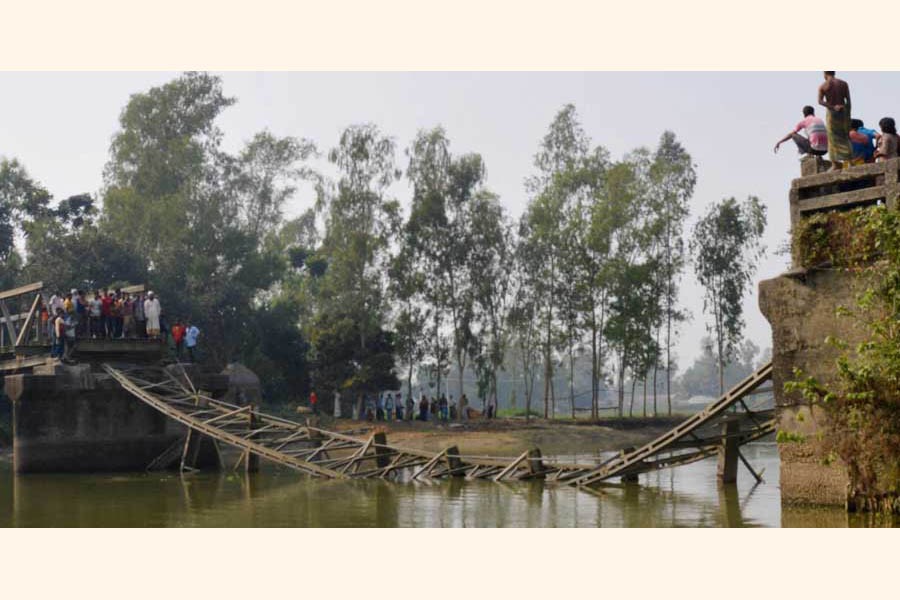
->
[818, 71, 852, 170]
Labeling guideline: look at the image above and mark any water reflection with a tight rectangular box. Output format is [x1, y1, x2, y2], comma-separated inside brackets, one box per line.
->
[0, 443, 892, 527]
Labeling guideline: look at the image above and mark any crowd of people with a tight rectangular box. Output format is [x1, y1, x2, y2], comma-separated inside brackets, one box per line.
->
[775, 71, 899, 168]
[326, 391, 493, 423]
[43, 287, 200, 362]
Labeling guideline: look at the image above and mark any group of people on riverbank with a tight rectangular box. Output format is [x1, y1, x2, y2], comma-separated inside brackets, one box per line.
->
[775, 71, 899, 168]
[328, 391, 487, 423]
[44, 288, 199, 362]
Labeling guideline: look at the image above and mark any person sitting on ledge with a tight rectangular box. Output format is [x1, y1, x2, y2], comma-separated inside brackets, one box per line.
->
[774, 105, 828, 159]
[874, 117, 899, 162]
[849, 119, 876, 164]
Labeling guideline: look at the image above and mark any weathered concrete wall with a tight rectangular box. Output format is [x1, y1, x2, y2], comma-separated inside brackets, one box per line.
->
[4, 364, 220, 472]
[759, 267, 874, 506]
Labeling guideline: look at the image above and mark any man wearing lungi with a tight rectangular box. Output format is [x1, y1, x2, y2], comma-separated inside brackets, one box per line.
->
[818, 71, 852, 171]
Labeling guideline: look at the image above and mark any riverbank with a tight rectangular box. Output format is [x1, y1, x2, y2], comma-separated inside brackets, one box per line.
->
[324, 416, 683, 457]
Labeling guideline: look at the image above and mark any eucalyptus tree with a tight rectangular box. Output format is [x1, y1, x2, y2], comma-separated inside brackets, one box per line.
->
[405, 127, 486, 399]
[309, 123, 402, 397]
[230, 131, 318, 242]
[466, 190, 514, 414]
[648, 131, 696, 414]
[524, 104, 592, 418]
[509, 224, 543, 421]
[388, 232, 429, 398]
[567, 148, 609, 419]
[595, 154, 663, 417]
[689, 196, 767, 395]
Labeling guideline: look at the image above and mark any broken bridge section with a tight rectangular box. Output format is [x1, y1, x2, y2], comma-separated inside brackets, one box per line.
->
[103, 361, 774, 488]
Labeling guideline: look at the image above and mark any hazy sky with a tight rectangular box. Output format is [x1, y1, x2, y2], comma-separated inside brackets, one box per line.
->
[2, 71, 894, 371]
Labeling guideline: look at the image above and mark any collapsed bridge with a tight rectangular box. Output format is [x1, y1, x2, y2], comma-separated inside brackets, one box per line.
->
[102, 361, 775, 487]
[1, 280, 775, 487]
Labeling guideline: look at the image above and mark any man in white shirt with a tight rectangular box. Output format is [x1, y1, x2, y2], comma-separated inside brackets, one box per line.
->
[143, 291, 161, 339]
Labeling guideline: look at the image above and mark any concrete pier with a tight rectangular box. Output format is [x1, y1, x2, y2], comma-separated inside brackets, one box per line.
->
[4, 361, 227, 473]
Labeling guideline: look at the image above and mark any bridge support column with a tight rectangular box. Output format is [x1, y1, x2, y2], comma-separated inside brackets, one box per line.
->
[245, 406, 259, 473]
[527, 448, 545, 479]
[181, 429, 203, 471]
[620, 447, 638, 483]
[447, 445, 463, 474]
[717, 419, 740, 484]
[373, 432, 391, 469]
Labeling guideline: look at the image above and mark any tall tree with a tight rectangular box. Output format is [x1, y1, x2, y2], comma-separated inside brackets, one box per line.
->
[648, 132, 696, 415]
[524, 104, 592, 418]
[509, 228, 543, 421]
[309, 123, 402, 399]
[405, 127, 486, 399]
[388, 235, 429, 398]
[101, 72, 313, 368]
[230, 131, 318, 241]
[690, 196, 766, 395]
[467, 190, 514, 414]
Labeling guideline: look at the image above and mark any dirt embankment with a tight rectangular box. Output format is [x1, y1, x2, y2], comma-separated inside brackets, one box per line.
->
[328, 417, 681, 457]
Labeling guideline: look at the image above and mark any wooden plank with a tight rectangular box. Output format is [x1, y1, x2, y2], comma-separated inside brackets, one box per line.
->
[573, 361, 772, 487]
[0, 281, 43, 301]
[493, 451, 529, 482]
[411, 449, 447, 480]
[15, 293, 42, 347]
[0, 312, 30, 324]
[0, 354, 51, 373]
[0, 300, 17, 345]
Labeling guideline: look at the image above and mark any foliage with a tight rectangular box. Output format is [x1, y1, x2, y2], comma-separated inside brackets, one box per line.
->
[647, 132, 696, 414]
[690, 196, 767, 394]
[98, 72, 313, 369]
[776, 430, 807, 444]
[3, 82, 768, 422]
[305, 123, 402, 401]
[677, 336, 763, 399]
[786, 208, 900, 509]
[793, 205, 883, 268]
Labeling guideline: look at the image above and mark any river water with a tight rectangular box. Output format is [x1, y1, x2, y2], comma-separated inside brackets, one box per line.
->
[0, 442, 890, 527]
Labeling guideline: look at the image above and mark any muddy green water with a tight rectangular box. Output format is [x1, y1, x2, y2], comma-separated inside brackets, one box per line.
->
[0, 443, 892, 527]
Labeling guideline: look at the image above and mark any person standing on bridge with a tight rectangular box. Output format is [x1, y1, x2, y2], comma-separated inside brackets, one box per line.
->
[100, 289, 113, 338]
[185, 320, 200, 362]
[309, 390, 318, 415]
[144, 291, 161, 339]
[121, 294, 135, 338]
[171, 320, 185, 359]
[395, 392, 403, 420]
[89, 291, 102, 339]
[818, 71, 853, 171]
[50, 308, 65, 358]
[133, 292, 146, 338]
[62, 309, 76, 362]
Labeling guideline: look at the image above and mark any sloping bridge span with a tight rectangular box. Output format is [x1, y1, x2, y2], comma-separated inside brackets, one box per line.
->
[101, 361, 775, 487]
